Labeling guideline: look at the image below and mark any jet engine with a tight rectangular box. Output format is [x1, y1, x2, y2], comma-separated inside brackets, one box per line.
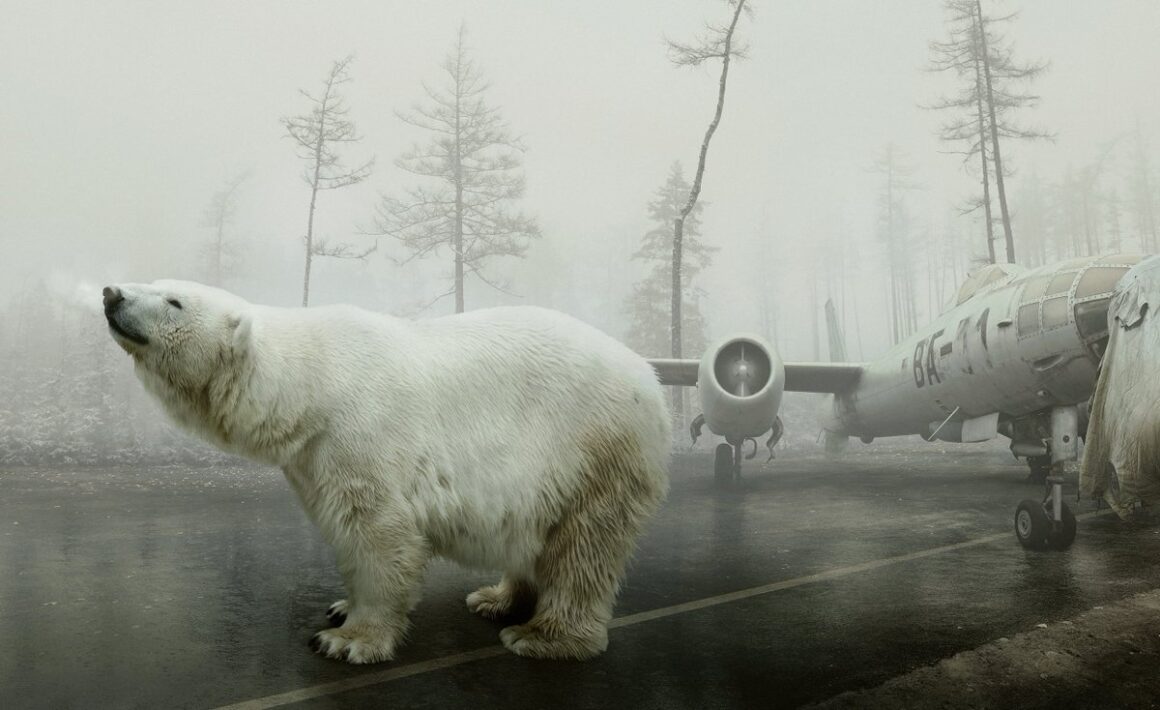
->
[697, 335, 785, 439]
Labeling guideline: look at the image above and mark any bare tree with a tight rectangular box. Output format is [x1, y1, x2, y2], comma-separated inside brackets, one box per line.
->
[199, 171, 249, 286]
[373, 26, 540, 314]
[927, 0, 1049, 263]
[666, 0, 749, 362]
[283, 55, 375, 307]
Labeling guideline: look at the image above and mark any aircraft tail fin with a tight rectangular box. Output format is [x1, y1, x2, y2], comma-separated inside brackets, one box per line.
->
[824, 298, 848, 363]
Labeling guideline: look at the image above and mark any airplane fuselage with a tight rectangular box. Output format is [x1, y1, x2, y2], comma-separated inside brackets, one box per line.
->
[828, 255, 1144, 442]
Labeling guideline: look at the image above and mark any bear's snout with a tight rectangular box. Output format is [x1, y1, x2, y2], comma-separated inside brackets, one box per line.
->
[103, 286, 124, 316]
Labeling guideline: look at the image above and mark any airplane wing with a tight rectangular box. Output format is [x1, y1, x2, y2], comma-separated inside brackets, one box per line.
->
[647, 359, 863, 394]
[782, 362, 863, 393]
[647, 359, 700, 386]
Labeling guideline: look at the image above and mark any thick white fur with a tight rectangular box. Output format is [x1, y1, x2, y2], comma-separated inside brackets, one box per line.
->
[105, 280, 671, 664]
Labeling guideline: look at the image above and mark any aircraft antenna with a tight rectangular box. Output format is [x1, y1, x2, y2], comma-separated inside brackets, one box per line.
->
[926, 406, 962, 442]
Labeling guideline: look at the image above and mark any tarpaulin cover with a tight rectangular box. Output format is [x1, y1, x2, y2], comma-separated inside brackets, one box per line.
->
[1081, 255, 1160, 517]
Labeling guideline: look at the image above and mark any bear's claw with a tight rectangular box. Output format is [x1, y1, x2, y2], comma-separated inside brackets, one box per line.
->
[326, 600, 348, 627]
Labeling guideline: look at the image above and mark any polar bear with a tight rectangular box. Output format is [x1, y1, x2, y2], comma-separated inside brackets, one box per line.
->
[103, 279, 671, 664]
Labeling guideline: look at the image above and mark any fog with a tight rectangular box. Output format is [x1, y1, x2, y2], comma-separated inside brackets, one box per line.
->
[2, 0, 1158, 463]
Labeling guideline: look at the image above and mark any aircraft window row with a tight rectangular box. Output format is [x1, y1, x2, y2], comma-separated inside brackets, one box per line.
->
[1018, 279, 1120, 344]
[1015, 264, 1136, 341]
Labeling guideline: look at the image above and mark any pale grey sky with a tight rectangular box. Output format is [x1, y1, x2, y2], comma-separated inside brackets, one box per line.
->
[3, 0, 1157, 360]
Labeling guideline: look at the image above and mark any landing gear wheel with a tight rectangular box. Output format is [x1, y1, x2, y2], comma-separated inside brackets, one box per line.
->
[714, 443, 734, 487]
[1015, 499, 1051, 550]
[1047, 502, 1077, 550]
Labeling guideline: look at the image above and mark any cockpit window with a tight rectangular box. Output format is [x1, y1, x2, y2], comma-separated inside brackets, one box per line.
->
[1017, 303, 1039, 337]
[955, 262, 1027, 304]
[1020, 275, 1052, 302]
[1075, 266, 1130, 299]
[1042, 296, 1069, 330]
[1075, 297, 1111, 346]
[1046, 271, 1077, 296]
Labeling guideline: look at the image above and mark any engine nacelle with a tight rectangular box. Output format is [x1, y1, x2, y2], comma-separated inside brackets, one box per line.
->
[697, 335, 785, 439]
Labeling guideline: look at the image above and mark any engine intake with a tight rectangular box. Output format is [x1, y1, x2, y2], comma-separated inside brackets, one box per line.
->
[697, 335, 785, 439]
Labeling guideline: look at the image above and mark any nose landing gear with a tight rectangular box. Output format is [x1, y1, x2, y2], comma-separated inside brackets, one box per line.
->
[714, 437, 758, 487]
[1014, 406, 1078, 550]
[1015, 486, 1077, 550]
[714, 443, 737, 486]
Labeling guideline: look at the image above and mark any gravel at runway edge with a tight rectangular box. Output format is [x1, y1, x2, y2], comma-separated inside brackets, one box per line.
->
[808, 588, 1160, 709]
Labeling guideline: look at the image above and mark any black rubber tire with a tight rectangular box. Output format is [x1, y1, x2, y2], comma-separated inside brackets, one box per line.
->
[1015, 499, 1051, 550]
[714, 443, 734, 487]
[1047, 502, 1077, 550]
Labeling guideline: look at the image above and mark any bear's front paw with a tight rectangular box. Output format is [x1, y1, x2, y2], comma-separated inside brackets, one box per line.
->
[466, 579, 536, 620]
[309, 625, 397, 664]
[326, 599, 349, 627]
[466, 586, 512, 619]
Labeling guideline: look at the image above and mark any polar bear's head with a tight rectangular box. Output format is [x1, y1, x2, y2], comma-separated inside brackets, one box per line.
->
[103, 279, 253, 393]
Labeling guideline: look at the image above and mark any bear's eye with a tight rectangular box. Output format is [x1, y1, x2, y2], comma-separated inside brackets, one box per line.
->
[167, 298, 183, 310]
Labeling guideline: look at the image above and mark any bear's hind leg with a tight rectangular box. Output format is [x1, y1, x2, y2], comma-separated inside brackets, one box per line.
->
[466, 575, 537, 620]
[500, 440, 662, 660]
[499, 528, 624, 660]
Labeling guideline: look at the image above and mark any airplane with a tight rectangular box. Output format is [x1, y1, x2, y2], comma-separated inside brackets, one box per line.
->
[648, 253, 1151, 552]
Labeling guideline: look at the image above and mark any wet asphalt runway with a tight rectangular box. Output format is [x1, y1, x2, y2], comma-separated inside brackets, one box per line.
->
[3, 444, 1160, 709]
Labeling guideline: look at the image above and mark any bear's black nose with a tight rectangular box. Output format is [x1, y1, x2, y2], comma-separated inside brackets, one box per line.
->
[103, 286, 124, 316]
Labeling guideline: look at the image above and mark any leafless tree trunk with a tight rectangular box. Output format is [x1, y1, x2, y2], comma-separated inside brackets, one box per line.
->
[969, 24, 998, 265]
[667, 0, 749, 362]
[283, 55, 375, 307]
[625, 163, 715, 360]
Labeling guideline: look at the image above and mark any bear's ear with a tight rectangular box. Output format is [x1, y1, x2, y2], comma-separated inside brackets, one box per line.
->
[228, 313, 253, 354]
